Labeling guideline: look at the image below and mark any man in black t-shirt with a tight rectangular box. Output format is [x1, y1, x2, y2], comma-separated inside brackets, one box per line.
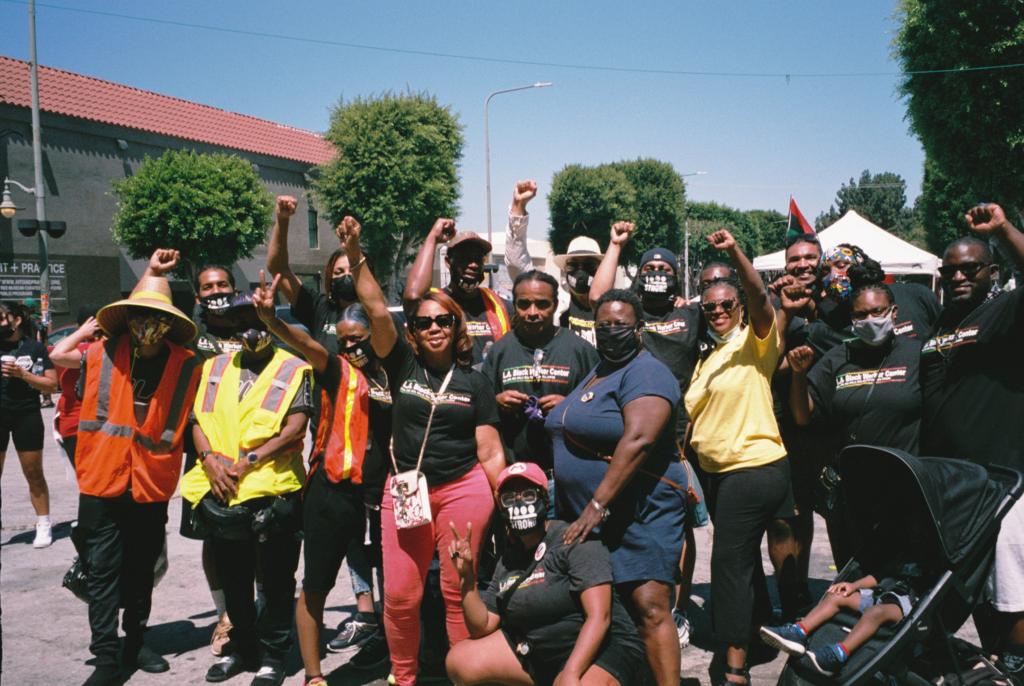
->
[919, 203, 1024, 674]
[483, 270, 599, 474]
[404, 219, 514, 367]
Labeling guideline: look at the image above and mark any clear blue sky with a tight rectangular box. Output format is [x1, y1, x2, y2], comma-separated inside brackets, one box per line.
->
[0, 0, 925, 247]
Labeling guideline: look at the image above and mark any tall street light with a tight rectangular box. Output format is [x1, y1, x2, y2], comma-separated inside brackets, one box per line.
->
[484, 82, 552, 287]
[682, 171, 708, 299]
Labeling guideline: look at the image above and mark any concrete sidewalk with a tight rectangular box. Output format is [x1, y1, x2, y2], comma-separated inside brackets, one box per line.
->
[0, 406, 975, 685]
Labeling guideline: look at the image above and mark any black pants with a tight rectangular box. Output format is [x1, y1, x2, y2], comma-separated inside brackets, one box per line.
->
[211, 495, 302, 662]
[705, 457, 791, 644]
[77, 492, 168, 665]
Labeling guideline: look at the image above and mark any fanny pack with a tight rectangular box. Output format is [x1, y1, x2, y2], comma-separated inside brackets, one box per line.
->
[389, 364, 455, 529]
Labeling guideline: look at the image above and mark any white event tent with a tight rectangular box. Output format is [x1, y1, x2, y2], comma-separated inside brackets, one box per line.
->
[752, 210, 941, 276]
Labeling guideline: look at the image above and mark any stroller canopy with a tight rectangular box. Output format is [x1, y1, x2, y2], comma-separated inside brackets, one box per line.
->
[840, 446, 1012, 566]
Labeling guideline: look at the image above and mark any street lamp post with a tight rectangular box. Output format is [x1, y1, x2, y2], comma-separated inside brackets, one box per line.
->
[681, 171, 708, 300]
[484, 82, 552, 287]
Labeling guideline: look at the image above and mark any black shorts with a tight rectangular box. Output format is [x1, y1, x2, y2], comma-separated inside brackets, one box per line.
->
[502, 628, 645, 686]
[301, 467, 365, 594]
[0, 408, 45, 452]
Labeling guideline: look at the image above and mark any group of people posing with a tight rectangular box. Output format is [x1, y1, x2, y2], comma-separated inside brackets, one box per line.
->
[8, 178, 1023, 686]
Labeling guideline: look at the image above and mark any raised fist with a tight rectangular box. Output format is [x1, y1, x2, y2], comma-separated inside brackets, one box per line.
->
[708, 230, 736, 251]
[609, 221, 634, 247]
[513, 180, 538, 209]
[335, 216, 362, 253]
[276, 195, 297, 220]
[965, 203, 1014, 237]
[148, 249, 180, 276]
[430, 218, 457, 244]
[788, 345, 814, 374]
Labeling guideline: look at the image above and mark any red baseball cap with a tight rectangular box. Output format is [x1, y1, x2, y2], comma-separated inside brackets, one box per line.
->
[496, 462, 548, 492]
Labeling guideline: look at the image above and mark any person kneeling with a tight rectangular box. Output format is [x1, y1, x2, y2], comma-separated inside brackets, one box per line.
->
[446, 463, 645, 686]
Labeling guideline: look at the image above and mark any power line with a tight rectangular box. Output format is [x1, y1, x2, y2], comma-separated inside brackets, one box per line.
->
[3, 0, 1024, 80]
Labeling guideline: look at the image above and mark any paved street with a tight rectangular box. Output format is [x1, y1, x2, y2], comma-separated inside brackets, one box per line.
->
[0, 406, 977, 685]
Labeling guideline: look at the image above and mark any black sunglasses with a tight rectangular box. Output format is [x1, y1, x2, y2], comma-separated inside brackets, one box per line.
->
[411, 314, 455, 331]
[515, 299, 554, 311]
[701, 299, 738, 315]
[938, 262, 991, 280]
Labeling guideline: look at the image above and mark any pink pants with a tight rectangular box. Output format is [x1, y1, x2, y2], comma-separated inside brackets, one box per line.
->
[382, 463, 495, 686]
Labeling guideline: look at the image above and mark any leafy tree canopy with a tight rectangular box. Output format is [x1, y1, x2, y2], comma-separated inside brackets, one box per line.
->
[917, 155, 981, 256]
[892, 0, 1024, 212]
[814, 170, 917, 240]
[684, 201, 766, 294]
[312, 89, 465, 293]
[111, 149, 274, 289]
[548, 158, 685, 266]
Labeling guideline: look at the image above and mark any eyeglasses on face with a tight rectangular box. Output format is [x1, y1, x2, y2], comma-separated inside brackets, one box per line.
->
[850, 306, 892, 322]
[499, 488, 539, 508]
[411, 314, 455, 331]
[938, 262, 990, 280]
[700, 299, 737, 315]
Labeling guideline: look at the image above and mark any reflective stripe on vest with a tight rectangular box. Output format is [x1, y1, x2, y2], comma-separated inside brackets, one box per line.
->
[200, 354, 233, 415]
[319, 356, 369, 484]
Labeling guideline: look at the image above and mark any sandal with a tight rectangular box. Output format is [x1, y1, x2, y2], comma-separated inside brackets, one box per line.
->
[719, 664, 750, 686]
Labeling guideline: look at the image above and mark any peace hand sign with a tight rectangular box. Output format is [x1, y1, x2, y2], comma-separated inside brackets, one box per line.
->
[447, 521, 475, 581]
[254, 269, 281, 325]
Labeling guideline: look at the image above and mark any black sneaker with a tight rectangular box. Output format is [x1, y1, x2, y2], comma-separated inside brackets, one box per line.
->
[124, 641, 170, 674]
[328, 613, 379, 652]
[350, 629, 390, 670]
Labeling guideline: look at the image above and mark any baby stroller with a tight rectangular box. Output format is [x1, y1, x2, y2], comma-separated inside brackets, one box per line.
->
[777, 445, 1023, 686]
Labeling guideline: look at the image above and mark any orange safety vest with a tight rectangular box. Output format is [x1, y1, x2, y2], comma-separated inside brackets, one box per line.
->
[76, 336, 201, 503]
[310, 356, 370, 485]
[432, 286, 511, 340]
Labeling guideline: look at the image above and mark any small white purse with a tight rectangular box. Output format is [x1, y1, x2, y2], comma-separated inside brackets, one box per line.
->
[389, 365, 455, 530]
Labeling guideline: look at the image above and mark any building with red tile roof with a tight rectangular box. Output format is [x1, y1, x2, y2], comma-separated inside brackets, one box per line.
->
[0, 57, 337, 326]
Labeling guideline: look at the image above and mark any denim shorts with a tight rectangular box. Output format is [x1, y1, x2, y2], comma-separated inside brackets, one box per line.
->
[858, 587, 912, 619]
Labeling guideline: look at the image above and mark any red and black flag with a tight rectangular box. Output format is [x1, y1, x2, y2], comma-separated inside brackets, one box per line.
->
[786, 198, 815, 241]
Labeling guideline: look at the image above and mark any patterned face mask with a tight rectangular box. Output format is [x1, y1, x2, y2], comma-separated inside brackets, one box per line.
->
[823, 270, 852, 303]
[127, 311, 172, 345]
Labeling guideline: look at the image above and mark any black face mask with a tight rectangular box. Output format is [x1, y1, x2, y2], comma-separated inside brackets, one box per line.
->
[340, 338, 376, 369]
[499, 494, 548, 536]
[0, 325, 15, 339]
[566, 268, 593, 294]
[237, 323, 272, 354]
[640, 272, 677, 301]
[199, 293, 233, 317]
[595, 324, 640, 363]
[330, 275, 357, 303]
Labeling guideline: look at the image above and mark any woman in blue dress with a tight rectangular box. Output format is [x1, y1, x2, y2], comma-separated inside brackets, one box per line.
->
[546, 287, 688, 686]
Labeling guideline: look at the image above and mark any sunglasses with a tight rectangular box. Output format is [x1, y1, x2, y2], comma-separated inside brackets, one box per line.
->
[410, 314, 455, 331]
[515, 299, 554, 311]
[499, 488, 540, 509]
[938, 262, 990, 280]
[850, 306, 892, 322]
[701, 299, 738, 315]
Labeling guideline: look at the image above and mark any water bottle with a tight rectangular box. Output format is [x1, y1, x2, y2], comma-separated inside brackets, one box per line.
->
[31, 359, 43, 376]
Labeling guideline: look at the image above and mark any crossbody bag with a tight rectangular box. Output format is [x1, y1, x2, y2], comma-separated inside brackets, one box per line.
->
[389, 364, 455, 529]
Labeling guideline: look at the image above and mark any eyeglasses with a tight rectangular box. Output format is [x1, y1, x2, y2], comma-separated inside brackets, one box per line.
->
[850, 306, 892, 322]
[564, 260, 598, 273]
[499, 488, 540, 509]
[938, 262, 991, 280]
[515, 299, 553, 311]
[410, 314, 455, 331]
[700, 299, 737, 315]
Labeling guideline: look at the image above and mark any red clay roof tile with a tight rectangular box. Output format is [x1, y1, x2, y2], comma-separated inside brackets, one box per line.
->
[0, 56, 334, 165]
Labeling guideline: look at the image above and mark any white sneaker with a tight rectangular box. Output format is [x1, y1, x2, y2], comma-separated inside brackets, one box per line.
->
[672, 609, 691, 649]
[34, 522, 52, 548]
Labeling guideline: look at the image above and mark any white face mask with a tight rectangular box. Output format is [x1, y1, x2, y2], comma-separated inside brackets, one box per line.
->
[707, 322, 742, 346]
[852, 313, 895, 347]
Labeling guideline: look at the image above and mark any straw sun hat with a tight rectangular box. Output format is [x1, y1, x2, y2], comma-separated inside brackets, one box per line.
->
[96, 276, 197, 346]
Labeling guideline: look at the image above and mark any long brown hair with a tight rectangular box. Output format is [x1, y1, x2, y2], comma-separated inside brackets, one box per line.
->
[405, 291, 474, 369]
[323, 250, 375, 302]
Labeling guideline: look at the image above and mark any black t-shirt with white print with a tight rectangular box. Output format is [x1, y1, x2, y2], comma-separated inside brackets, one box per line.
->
[559, 299, 596, 347]
[640, 302, 702, 436]
[0, 337, 54, 411]
[381, 336, 500, 486]
[483, 521, 645, 679]
[807, 333, 923, 455]
[442, 286, 514, 368]
[889, 282, 942, 339]
[920, 286, 1024, 470]
[482, 327, 600, 471]
[362, 364, 393, 506]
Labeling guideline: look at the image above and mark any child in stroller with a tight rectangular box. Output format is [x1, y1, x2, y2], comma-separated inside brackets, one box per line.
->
[761, 501, 939, 676]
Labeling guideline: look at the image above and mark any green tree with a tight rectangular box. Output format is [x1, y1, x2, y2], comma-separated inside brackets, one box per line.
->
[917, 155, 980, 256]
[892, 0, 1024, 213]
[745, 208, 788, 255]
[312, 89, 465, 293]
[814, 170, 917, 237]
[111, 149, 274, 289]
[684, 201, 764, 294]
[547, 158, 685, 266]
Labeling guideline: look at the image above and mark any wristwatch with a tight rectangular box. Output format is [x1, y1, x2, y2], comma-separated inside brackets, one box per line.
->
[245, 452, 260, 466]
[199, 451, 214, 463]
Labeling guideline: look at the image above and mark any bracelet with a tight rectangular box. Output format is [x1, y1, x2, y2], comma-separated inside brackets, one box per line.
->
[353, 255, 367, 269]
[590, 499, 610, 520]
